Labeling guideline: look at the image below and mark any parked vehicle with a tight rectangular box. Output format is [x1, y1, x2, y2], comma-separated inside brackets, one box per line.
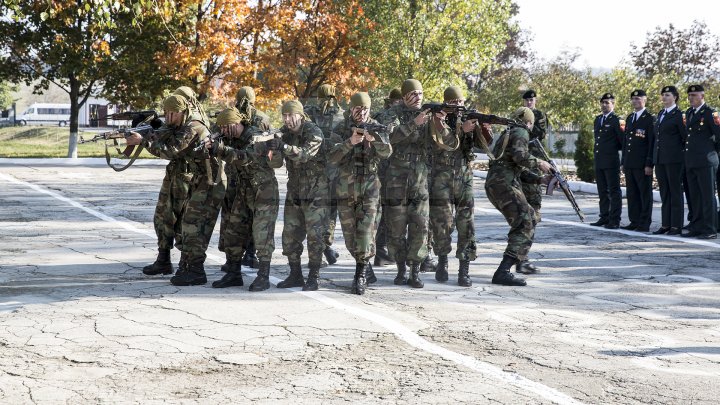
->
[17, 103, 71, 127]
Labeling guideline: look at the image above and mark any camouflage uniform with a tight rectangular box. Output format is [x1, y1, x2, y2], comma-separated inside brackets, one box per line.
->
[305, 91, 344, 263]
[521, 108, 548, 222]
[429, 114, 478, 284]
[377, 101, 455, 287]
[485, 111, 544, 286]
[328, 115, 392, 264]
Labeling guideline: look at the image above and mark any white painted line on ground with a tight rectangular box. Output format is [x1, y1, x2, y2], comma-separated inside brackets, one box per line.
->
[0, 171, 584, 405]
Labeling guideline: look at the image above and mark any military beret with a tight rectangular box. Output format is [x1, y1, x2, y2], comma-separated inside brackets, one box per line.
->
[318, 84, 336, 98]
[235, 86, 256, 104]
[401, 79, 423, 96]
[522, 89, 537, 99]
[443, 86, 465, 102]
[661, 85, 678, 95]
[687, 84, 705, 93]
[513, 107, 535, 125]
[600, 93, 615, 101]
[388, 88, 402, 100]
[349, 92, 371, 109]
[630, 89, 647, 98]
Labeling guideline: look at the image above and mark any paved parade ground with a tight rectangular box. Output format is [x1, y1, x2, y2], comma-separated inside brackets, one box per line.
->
[1, 162, 719, 404]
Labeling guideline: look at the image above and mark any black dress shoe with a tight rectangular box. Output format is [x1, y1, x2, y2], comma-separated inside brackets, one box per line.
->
[652, 227, 670, 235]
[696, 233, 717, 239]
[682, 224, 691, 230]
[604, 223, 620, 229]
[590, 219, 608, 227]
[667, 228, 681, 235]
[620, 224, 638, 230]
[682, 231, 701, 238]
[635, 226, 650, 232]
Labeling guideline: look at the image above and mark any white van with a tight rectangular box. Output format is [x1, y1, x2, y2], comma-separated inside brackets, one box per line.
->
[17, 103, 72, 126]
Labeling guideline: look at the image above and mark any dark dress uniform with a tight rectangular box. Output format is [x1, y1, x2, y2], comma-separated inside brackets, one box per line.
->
[622, 109, 656, 231]
[683, 100, 720, 237]
[654, 105, 687, 232]
[593, 110, 623, 226]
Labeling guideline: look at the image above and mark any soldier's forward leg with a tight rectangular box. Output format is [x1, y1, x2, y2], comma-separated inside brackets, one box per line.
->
[278, 193, 307, 289]
[322, 177, 340, 265]
[405, 194, 430, 289]
[429, 171, 453, 282]
[218, 169, 237, 253]
[241, 210, 259, 269]
[521, 173, 542, 223]
[145, 173, 175, 276]
[171, 176, 226, 286]
[454, 169, 476, 286]
[303, 190, 330, 291]
[248, 179, 280, 292]
[212, 181, 251, 289]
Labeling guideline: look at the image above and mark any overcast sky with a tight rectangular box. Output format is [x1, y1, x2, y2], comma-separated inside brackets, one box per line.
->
[513, 0, 720, 69]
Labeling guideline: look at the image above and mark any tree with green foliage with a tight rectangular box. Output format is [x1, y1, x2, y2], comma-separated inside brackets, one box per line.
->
[574, 121, 595, 182]
[0, 82, 15, 110]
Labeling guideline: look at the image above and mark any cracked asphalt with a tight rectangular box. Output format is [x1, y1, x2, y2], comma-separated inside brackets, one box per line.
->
[1, 162, 719, 404]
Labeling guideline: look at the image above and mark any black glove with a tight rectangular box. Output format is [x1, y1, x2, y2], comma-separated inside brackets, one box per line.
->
[150, 117, 163, 129]
[266, 136, 285, 151]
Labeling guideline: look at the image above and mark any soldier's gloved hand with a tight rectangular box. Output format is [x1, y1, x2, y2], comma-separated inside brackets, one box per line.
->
[266, 136, 285, 151]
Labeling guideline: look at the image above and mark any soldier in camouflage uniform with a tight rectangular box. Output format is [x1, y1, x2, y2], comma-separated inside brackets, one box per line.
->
[376, 79, 457, 289]
[484, 107, 552, 287]
[517, 90, 548, 274]
[304, 84, 344, 266]
[430, 86, 481, 287]
[271, 100, 329, 291]
[209, 108, 283, 291]
[372, 88, 403, 267]
[141, 87, 209, 276]
[218, 87, 272, 271]
[328, 92, 392, 295]
[128, 94, 225, 286]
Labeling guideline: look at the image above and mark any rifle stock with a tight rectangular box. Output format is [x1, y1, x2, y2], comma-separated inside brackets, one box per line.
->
[529, 138, 585, 222]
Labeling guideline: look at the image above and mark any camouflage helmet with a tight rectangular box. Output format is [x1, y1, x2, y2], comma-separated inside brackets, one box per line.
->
[513, 107, 535, 125]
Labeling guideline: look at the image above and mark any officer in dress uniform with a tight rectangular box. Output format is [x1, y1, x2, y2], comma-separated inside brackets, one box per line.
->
[653, 86, 686, 235]
[621, 89, 655, 232]
[682, 85, 720, 239]
[590, 93, 623, 229]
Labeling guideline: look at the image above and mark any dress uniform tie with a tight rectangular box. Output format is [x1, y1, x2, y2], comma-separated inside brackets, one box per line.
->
[658, 110, 665, 124]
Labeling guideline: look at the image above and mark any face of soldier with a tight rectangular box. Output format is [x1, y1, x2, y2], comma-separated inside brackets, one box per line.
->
[688, 92, 704, 108]
[221, 123, 245, 138]
[661, 92, 676, 108]
[600, 100, 614, 114]
[523, 97, 536, 109]
[403, 90, 423, 110]
[283, 113, 303, 132]
[630, 96, 646, 111]
[351, 106, 369, 123]
[445, 99, 464, 107]
[164, 111, 184, 127]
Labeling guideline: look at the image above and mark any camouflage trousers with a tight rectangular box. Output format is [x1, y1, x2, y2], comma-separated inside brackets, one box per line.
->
[430, 166, 477, 260]
[323, 171, 339, 249]
[485, 179, 537, 261]
[337, 174, 381, 263]
[181, 168, 226, 261]
[282, 173, 330, 264]
[375, 162, 389, 247]
[219, 170, 255, 253]
[521, 169, 543, 223]
[223, 175, 279, 262]
[384, 164, 429, 264]
[154, 161, 192, 251]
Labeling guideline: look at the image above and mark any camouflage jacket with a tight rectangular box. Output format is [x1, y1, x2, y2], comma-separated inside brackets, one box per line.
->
[279, 121, 326, 178]
[431, 114, 477, 169]
[216, 126, 283, 186]
[327, 115, 392, 176]
[487, 126, 539, 186]
[144, 120, 216, 174]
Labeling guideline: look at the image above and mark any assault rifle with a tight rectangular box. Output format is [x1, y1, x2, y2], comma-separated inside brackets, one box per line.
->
[529, 138, 585, 222]
[421, 102, 467, 114]
[79, 120, 168, 172]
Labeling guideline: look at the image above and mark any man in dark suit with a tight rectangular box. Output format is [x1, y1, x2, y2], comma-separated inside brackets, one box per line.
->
[591, 93, 624, 229]
[621, 90, 656, 232]
[682, 85, 720, 239]
[653, 86, 687, 235]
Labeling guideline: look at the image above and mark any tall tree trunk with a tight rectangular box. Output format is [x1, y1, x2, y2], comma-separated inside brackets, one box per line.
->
[67, 77, 80, 158]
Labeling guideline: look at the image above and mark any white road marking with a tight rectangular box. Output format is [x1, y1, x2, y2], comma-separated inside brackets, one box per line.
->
[0, 171, 585, 405]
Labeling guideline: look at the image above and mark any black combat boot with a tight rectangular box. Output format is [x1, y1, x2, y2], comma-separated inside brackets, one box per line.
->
[408, 262, 424, 288]
[249, 261, 271, 292]
[178, 252, 187, 272]
[420, 251, 437, 272]
[516, 260, 540, 274]
[303, 262, 321, 291]
[323, 246, 339, 265]
[492, 255, 527, 286]
[170, 256, 207, 286]
[143, 248, 173, 275]
[393, 262, 408, 285]
[277, 262, 305, 288]
[365, 262, 377, 284]
[212, 261, 244, 288]
[241, 246, 260, 269]
[350, 262, 367, 295]
[373, 246, 393, 266]
[435, 254, 449, 282]
[458, 260, 472, 287]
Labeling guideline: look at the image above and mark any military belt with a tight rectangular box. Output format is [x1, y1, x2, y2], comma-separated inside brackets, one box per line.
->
[352, 166, 376, 176]
[434, 156, 469, 168]
[393, 153, 426, 163]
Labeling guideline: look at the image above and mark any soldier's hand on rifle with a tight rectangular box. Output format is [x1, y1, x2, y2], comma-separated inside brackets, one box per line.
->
[203, 136, 214, 151]
[413, 108, 431, 126]
[350, 129, 364, 145]
[462, 118, 478, 133]
[125, 131, 143, 145]
[363, 131, 374, 143]
[538, 160, 552, 173]
[265, 135, 285, 151]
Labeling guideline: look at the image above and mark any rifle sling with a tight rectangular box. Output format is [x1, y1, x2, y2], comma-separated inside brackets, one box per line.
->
[475, 124, 509, 162]
[105, 139, 144, 172]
